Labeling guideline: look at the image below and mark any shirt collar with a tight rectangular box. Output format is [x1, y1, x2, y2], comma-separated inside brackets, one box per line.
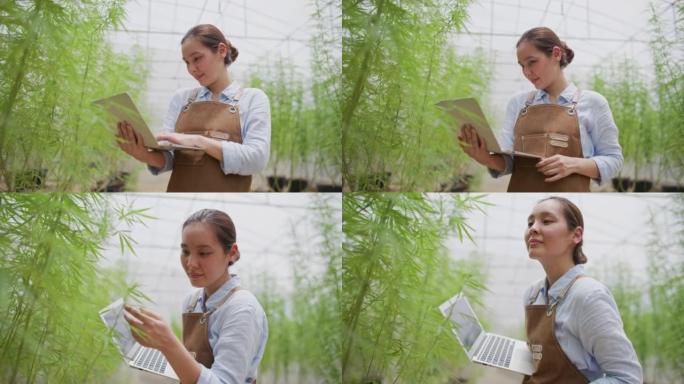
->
[541, 264, 584, 302]
[534, 82, 577, 105]
[199, 274, 241, 312]
[197, 81, 241, 102]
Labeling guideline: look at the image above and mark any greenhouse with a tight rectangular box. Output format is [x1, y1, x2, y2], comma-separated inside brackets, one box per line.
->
[342, 0, 683, 192]
[2, 1, 684, 384]
[0, 0, 341, 192]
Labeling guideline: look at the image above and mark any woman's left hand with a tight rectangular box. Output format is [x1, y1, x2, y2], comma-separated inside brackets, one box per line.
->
[124, 305, 176, 352]
[156, 132, 206, 149]
[536, 154, 579, 182]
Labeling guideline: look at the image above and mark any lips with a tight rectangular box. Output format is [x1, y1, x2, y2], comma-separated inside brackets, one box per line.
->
[528, 239, 542, 247]
[189, 273, 204, 279]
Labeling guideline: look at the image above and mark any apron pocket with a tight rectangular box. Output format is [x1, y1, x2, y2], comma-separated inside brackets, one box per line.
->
[521, 133, 548, 157]
[174, 149, 206, 166]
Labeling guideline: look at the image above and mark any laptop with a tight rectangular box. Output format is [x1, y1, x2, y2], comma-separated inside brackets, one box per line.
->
[99, 298, 179, 381]
[438, 292, 535, 376]
[436, 98, 541, 159]
[93, 93, 199, 151]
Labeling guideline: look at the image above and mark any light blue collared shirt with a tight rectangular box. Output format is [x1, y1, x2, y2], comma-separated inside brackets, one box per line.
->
[149, 81, 271, 176]
[523, 265, 642, 383]
[490, 83, 623, 184]
[182, 275, 268, 384]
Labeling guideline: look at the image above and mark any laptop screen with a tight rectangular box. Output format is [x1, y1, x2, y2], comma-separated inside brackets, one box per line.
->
[441, 295, 483, 351]
[99, 298, 138, 360]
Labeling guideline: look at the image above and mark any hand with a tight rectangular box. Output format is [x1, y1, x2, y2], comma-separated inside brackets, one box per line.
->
[536, 154, 579, 182]
[116, 121, 150, 162]
[155, 132, 205, 149]
[123, 305, 176, 352]
[457, 124, 490, 165]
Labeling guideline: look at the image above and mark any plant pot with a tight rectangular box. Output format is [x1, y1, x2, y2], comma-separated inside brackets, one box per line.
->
[443, 174, 474, 192]
[660, 183, 684, 192]
[611, 177, 633, 192]
[267, 176, 288, 192]
[287, 178, 309, 192]
[94, 171, 130, 192]
[316, 183, 342, 192]
[633, 179, 653, 192]
[364, 172, 391, 191]
[14, 168, 47, 192]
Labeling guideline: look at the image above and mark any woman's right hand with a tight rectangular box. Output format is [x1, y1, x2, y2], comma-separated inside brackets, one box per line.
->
[458, 124, 491, 165]
[116, 121, 150, 162]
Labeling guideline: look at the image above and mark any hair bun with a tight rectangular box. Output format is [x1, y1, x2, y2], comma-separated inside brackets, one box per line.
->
[561, 41, 574, 66]
[226, 45, 239, 65]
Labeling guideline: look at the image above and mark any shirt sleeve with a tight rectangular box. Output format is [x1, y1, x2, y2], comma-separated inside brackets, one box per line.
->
[585, 94, 624, 184]
[219, 89, 271, 175]
[574, 288, 643, 384]
[488, 95, 518, 178]
[147, 90, 185, 175]
[197, 303, 263, 384]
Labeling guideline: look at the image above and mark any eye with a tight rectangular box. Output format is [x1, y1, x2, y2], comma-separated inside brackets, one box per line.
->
[181, 249, 189, 256]
[527, 220, 533, 228]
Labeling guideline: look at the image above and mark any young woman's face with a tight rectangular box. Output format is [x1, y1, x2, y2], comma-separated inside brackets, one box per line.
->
[524, 199, 581, 262]
[516, 40, 562, 90]
[181, 37, 227, 87]
[180, 222, 237, 289]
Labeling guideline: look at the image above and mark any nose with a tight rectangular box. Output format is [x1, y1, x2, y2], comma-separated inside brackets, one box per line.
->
[185, 254, 200, 270]
[528, 220, 541, 234]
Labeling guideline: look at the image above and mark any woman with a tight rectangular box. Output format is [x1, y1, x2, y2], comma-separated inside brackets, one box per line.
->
[124, 209, 268, 384]
[459, 27, 623, 192]
[522, 196, 641, 383]
[117, 24, 271, 192]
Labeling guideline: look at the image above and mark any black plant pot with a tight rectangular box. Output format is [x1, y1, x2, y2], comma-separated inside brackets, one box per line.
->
[287, 178, 309, 192]
[267, 176, 288, 192]
[94, 171, 130, 192]
[611, 177, 633, 192]
[365, 172, 391, 191]
[14, 168, 47, 192]
[660, 184, 684, 192]
[316, 183, 342, 192]
[633, 179, 653, 192]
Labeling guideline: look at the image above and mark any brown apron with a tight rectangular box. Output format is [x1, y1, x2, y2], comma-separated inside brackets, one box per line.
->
[507, 90, 590, 192]
[166, 88, 252, 192]
[522, 275, 589, 384]
[182, 286, 257, 383]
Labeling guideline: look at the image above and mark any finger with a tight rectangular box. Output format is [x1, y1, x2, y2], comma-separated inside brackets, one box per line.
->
[139, 307, 162, 320]
[124, 309, 145, 326]
[128, 306, 156, 324]
[134, 130, 145, 148]
[545, 173, 564, 182]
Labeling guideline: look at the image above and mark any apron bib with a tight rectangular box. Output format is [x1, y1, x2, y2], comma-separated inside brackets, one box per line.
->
[182, 286, 257, 383]
[507, 90, 590, 192]
[522, 275, 589, 384]
[167, 88, 252, 192]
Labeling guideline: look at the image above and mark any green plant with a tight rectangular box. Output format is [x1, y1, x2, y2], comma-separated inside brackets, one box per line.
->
[605, 194, 684, 381]
[255, 194, 342, 383]
[342, 0, 490, 191]
[0, 1, 148, 191]
[0, 193, 150, 383]
[342, 193, 489, 383]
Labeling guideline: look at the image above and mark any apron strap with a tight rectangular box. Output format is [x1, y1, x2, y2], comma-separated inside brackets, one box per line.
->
[520, 91, 536, 115]
[545, 274, 585, 317]
[568, 88, 581, 115]
[527, 280, 545, 305]
[181, 88, 202, 113]
[204, 285, 241, 318]
[186, 289, 203, 313]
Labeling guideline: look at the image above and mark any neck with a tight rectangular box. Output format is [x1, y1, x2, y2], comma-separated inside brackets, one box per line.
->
[204, 271, 231, 299]
[540, 256, 575, 287]
[544, 73, 569, 103]
[208, 69, 231, 100]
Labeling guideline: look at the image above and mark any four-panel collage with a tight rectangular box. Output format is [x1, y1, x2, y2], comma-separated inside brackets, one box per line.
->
[1, 0, 682, 383]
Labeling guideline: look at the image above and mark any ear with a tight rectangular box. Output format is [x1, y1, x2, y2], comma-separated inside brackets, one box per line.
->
[227, 243, 239, 265]
[572, 226, 583, 245]
[217, 42, 228, 59]
[551, 46, 563, 62]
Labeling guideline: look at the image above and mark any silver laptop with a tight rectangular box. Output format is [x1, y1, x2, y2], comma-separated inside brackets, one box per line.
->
[99, 299, 179, 381]
[438, 293, 535, 376]
[436, 98, 541, 159]
[93, 93, 199, 151]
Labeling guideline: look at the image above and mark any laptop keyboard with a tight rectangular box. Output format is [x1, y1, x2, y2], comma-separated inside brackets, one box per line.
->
[475, 334, 514, 368]
[133, 347, 168, 373]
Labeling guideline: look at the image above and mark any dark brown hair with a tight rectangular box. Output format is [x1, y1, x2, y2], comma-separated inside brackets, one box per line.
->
[181, 24, 238, 66]
[538, 196, 587, 264]
[183, 209, 240, 265]
[516, 27, 574, 69]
